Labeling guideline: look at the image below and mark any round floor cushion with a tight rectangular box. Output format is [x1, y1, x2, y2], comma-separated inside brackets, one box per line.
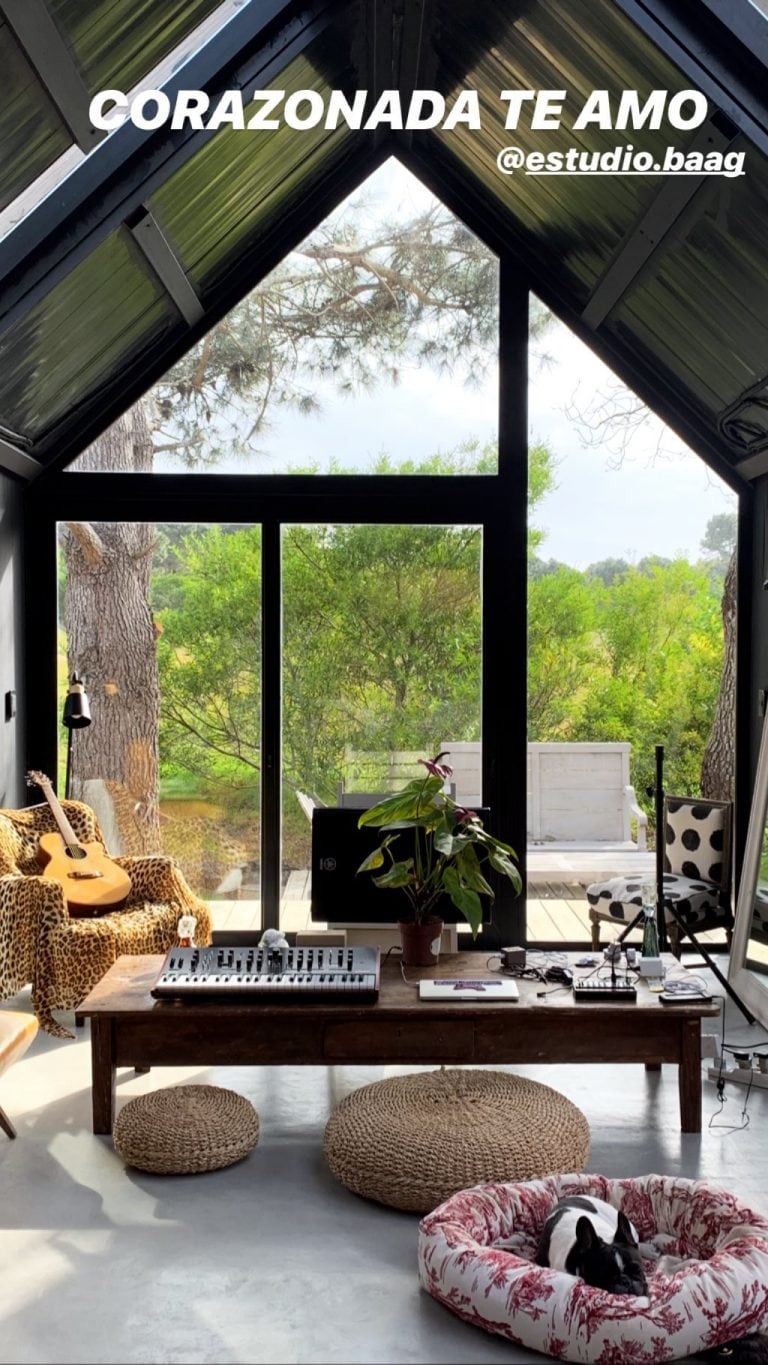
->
[114, 1084, 260, 1174]
[323, 1069, 590, 1212]
[419, 1172, 768, 1363]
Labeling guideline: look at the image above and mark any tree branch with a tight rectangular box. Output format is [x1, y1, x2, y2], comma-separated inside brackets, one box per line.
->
[63, 521, 106, 568]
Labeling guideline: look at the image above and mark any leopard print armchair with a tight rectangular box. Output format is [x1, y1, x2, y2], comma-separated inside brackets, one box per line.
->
[0, 800, 212, 1038]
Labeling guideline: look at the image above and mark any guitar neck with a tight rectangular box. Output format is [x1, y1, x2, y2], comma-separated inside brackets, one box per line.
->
[38, 780, 79, 848]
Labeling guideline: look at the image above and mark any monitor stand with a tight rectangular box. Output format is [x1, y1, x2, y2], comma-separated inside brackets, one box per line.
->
[328, 923, 459, 954]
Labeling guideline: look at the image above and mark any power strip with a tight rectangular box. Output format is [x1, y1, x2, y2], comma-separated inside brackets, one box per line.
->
[707, 1057, 768, 1090]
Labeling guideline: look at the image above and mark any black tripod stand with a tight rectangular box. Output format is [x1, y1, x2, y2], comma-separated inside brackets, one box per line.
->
[619, 743, 754, 1025]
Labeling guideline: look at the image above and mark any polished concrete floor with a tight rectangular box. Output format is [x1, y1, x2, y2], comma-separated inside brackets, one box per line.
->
[1, 972, 768, 1365]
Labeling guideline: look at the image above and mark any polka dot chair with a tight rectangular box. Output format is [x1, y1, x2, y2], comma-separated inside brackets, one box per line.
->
[587, 796, 733, 955]
[749, 888, 768, 948]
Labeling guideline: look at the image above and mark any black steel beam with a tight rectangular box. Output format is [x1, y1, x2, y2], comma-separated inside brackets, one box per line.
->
[21, 503, 58, 795]
[27, 473, 501, 522]
[261, 519, 282, 930]
[0, 0, 100, 151]
[612, 0, 768, 159]
[481, 265, 528, 946]
[698, 0, 768, 67]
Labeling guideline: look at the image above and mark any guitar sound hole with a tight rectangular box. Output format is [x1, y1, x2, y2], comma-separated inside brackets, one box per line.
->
[64, 845, 87, 860]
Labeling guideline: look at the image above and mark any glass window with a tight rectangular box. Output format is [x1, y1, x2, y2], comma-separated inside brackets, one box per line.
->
[68, 160, 499, 475]
[57, 521, 262, 933]
[280, 522, 483, 932]
[526, 295, 736, 946]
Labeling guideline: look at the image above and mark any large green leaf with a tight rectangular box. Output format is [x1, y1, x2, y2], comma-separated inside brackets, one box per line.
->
[488, 846, 523, 893]
[357, 775, 444, 827]
[356, 847, 385, 874]
[443, 865, 483, 936]
[467, 825, 518, 857]
[455, 843, 494, 898]
[373, 860, 413, 888]
[381, 809, 445, 833]
[432, 812, 461, 855]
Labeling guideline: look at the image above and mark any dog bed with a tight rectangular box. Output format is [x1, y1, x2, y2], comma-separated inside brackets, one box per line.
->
[418, 1172, 768, 1363]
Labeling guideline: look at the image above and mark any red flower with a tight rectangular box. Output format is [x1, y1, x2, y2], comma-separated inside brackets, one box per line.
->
[418, 752, 454, 780]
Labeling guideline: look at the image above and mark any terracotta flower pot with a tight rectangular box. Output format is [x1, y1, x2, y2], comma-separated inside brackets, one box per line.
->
[399, 917, 444, 967]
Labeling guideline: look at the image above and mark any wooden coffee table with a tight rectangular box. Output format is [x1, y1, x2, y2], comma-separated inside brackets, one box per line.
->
[75, 951, 720, 1135]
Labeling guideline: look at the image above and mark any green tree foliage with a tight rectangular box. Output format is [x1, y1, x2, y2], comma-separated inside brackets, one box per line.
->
[584, 557, 630, 587]
[154, 450, 724, 812]
[528, 568, 596, 735]
[156, 526, 262, 803]
[284, 522, 482, 800]
[571, 561, 723, 798]
[151, 204, 505, 468]
[154, 441, 552, 804]
[156, 519, 482, 804]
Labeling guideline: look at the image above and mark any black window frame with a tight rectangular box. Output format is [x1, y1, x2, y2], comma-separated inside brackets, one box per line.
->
[23, 259, 527, 949]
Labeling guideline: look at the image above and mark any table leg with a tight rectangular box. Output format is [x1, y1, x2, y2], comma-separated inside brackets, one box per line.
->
[91, 1017, 116, 1135]
[679, 1018, 702, 1133]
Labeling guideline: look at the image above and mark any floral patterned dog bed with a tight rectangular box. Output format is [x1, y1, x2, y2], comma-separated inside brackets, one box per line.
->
[418, 1173, 768, 1363]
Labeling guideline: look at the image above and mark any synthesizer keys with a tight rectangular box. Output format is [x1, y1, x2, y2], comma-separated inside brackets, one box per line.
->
[151, 944, 381, 1001]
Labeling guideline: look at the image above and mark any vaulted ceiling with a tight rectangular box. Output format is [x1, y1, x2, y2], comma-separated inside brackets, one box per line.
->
[1, 0, 768, 488]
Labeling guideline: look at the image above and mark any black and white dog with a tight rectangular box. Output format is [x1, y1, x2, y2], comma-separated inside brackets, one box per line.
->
[534, 1195, 768, 1360]
[535, 1195, 648, 1297]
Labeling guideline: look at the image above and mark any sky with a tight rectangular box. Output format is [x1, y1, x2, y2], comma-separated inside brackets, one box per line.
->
[527, 319, 735, 568]
[157, 156, 736, 567]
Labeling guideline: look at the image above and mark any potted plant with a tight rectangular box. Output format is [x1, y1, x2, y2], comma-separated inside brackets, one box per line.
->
[356, 752, 522, 965]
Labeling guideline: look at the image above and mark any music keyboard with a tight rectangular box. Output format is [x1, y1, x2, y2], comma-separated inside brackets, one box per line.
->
[151, 945, 380, 1001]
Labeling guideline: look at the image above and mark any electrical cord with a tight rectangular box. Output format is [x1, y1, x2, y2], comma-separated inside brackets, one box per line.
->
[400, 961, 420, 989]
[704, 1006, 768, 1131]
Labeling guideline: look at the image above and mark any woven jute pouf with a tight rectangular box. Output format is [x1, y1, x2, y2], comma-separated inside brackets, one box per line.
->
[323, 1069, 590, 1212]
[114, 1085, 260, 1175]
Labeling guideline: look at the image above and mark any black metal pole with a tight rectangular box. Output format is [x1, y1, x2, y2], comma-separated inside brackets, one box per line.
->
[655, 743, 668, 953]
[64, 726, 73, 801]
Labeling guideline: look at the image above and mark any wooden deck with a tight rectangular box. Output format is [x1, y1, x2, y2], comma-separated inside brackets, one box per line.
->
[206, 868, 726, 947]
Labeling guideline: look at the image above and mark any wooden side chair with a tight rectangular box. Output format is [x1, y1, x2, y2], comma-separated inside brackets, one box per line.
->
[0, 1012, 38, 1138]
[587, 796, 733, 955]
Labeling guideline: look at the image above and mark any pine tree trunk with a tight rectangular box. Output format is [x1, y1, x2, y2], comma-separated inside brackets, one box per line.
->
[63, 405, 160, 852]
[700, 549, 736, 802]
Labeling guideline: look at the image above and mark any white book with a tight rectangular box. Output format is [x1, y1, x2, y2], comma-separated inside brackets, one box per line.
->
[419, 977, 519, 1001]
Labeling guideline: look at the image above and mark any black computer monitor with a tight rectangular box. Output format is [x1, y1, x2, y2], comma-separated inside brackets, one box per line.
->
[310, 805, 491, 924]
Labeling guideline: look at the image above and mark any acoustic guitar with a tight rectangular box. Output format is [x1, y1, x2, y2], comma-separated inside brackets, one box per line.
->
[26, 771, 132, 917]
